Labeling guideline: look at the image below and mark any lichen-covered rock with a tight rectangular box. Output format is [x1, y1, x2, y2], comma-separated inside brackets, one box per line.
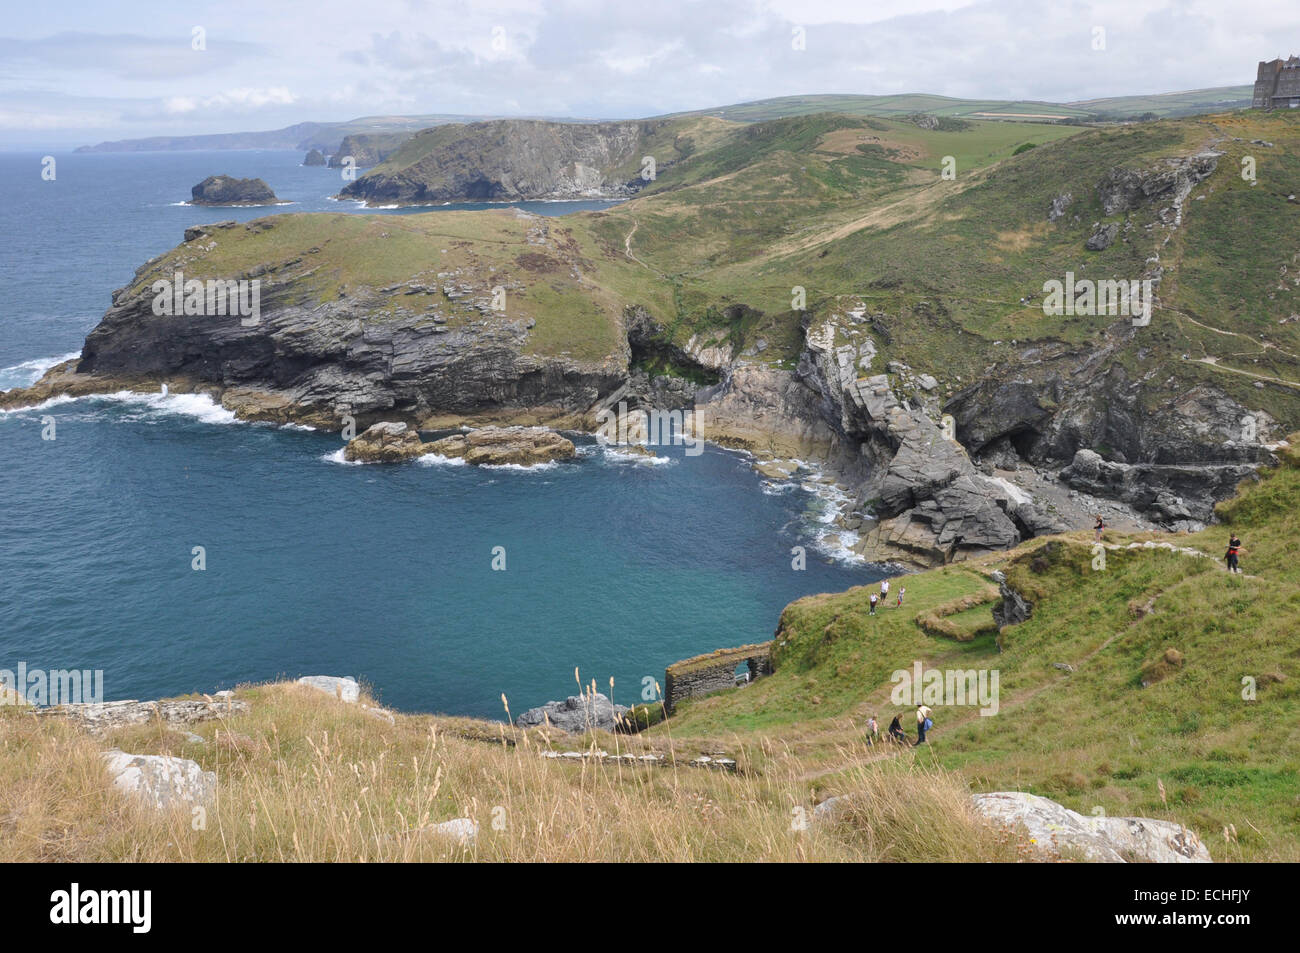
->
[191, 175, 278, 206]
[343, 422, 428, 463]
[102, 751, 216, 810]
[296, 675, 360, 703]
[36, 698, 248, 736]
[426, 426, 575, 466]
[971, 791, 1211, 863]
[515, 693, 629, 733]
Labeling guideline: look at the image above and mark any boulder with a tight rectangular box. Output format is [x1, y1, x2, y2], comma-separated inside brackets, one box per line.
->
[426, 426, 575, 466]
[1086, 222, 1120, 251]
[971, 791, 1211, 863]
[343, 422, 428, 463]
[428, 817, 477, 844]
[296, 675, 360, 704]
[102, 751, 216, 810]
[190, 175, 279, 206]
[515, 693, 629, 733]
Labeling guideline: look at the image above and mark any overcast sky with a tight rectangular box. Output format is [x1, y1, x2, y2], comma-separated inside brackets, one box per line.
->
[1, 0, 1294, 148]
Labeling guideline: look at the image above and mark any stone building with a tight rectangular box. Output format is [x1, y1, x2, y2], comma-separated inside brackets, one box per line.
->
[1253, 56, 1300, 109]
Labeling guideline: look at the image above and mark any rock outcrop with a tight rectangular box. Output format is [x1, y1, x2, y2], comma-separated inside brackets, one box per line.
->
[1059, 447, 1260, 528]
[515, 693, 629, 733]
[1096, 152, 1222, 217]
[971, 791, 1212, 862]
[191, 175, 279, 206]
[303, 149, 327, 167]
[343, 422, 429, 463]
[35, 697, 248, 735]
[425, 426, 576, 466]
[340, 119, 670, 205]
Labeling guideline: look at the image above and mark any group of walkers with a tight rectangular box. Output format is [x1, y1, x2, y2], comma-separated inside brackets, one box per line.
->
[864, 704, 933, 748]
[868, 577, 905, 616]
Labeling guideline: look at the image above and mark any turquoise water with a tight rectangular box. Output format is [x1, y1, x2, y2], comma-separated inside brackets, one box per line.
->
[0, 150, 879, 719]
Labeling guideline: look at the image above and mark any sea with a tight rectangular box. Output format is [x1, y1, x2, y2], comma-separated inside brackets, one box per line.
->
[0, 149, 880, 719]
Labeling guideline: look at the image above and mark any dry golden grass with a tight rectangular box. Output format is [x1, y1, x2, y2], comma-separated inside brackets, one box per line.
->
[0, 682, 1035, 863]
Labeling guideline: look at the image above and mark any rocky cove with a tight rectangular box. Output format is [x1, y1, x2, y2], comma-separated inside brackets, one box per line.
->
[2, 217, 1277, 569]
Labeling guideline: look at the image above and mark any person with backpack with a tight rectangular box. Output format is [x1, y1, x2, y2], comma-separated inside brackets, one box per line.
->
[916, 703, 933, 744]
[1226, 534, 1243, 574]
[1094, 514, 1105, 542]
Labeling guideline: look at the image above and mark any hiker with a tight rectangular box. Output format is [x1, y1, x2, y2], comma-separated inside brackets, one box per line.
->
[887, 714, 907, 744]
[1094, 514, 1105, 542]
[896, 585, 905, 608]
[916, 703, 933, 744]
[869, 592, 879, 615]
[1226, 534, 1243, 574]
[880, 578, 891, 603]
[865, 715, 879, 746]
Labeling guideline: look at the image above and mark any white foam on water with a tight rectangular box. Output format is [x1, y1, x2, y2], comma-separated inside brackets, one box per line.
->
[279, 422, 317, 432]
[416, 453, 468, 467]
[98, 390, 239, 425]
[0, 393, 80, 415]
[479, 459, 562, 473]
[0, 351, 81, 391]
[602, 446, 675, 466]
[321, 448, 362, 465]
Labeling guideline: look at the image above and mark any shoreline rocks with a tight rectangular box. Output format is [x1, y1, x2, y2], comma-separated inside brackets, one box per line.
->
[343, 422, 428, 463]
[426, 426, 576, 466]
[515, 693, 629, 734]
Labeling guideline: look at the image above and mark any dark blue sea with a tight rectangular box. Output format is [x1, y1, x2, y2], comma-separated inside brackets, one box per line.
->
[0, 149, 878, 718]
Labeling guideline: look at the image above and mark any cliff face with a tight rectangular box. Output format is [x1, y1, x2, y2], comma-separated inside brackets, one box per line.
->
[327, 133, 412, 170]
[339, 119, 664, 205]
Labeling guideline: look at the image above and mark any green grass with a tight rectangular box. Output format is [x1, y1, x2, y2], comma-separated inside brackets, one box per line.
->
[649, 444, 1300, 860]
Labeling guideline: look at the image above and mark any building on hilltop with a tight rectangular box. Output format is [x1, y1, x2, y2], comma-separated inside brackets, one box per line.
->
[1253, 56, 1300, 109]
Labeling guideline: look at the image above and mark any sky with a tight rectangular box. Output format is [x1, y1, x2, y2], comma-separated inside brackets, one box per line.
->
[0, 0, 1295, 148]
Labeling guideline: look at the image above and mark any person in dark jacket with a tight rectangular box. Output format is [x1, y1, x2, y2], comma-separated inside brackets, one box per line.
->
[1226, 534, 1243, 574]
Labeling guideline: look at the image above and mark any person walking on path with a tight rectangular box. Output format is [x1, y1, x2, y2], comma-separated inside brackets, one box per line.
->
[869, 592, 879, 615]
[1226, 534, 1243, 574]
[1094, 514, 1105, 542]
[916, 703, 932, 745]
[896, 585, 905, 608]
[880, 578, 890, 604]
[865, 715, 879, 747]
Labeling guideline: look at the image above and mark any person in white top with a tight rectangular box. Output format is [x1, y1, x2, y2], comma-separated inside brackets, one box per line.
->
[880, 578, 890, 602]
[916, 704, 932, 744]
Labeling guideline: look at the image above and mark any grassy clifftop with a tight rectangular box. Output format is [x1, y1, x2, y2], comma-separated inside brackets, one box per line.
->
[657, 441, 1300, 861]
